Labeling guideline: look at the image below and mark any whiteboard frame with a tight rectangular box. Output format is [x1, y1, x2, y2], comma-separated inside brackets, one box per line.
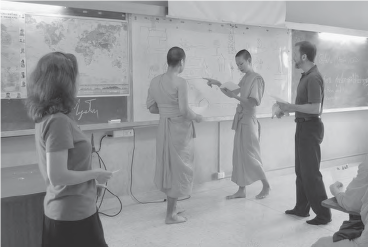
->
[166, 15, 289, 31]
[127, 14, 134, 122]
[285, 22, 368, 38]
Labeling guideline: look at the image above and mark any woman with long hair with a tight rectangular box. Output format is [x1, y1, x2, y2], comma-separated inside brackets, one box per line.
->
[26, 52, 112, 247]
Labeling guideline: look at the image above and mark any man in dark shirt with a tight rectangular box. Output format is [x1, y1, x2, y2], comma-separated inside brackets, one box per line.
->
[278, 41, 332, 225]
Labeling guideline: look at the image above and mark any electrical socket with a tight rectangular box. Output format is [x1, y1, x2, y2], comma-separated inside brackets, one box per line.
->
[216, 172, 225, 180]
[123, 129, 134, 137]
[107, 129, 134, 138]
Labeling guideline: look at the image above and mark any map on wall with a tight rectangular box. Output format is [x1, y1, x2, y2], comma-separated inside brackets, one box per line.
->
[25, 14, 130, 97]
[1, 11, 27, 99]
[132, 15, 290, 121]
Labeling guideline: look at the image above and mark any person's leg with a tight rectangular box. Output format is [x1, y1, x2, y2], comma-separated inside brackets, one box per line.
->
[255, 120, 271, 200]
[255, 178, 271, 199]
[226, 186, 246, 200]
[298, 121, 331, 224]
[285, 124, 310, 217]
[173, 202, 185, 215]
[227, 125, 247, 200]
[42, 212, 109, 247]
[165, 196, 187, 224]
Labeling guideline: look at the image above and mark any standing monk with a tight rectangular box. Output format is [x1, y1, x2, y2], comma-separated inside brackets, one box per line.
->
[147, 47, 203, 224]
[205, 49, 271, 200]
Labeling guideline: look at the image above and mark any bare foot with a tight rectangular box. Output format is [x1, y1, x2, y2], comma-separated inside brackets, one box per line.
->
[255, 187, 270, 199]
[165, 215, 187, 224]
[226, 191, 246, 200]
[173, 207, 185, 215]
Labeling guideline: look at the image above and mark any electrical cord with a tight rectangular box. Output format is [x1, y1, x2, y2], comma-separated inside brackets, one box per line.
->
[93, 134, 123, 217]
[128, 129, 191, 204]
[96, 135, 107, 152]
[128, 131, 165, 204]
[92, 129, 191, 215]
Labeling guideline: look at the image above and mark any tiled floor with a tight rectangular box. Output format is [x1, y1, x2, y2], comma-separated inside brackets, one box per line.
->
[99, 165, 358, 247]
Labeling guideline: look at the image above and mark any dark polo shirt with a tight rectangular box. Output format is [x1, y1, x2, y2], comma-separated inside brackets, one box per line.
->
[295, 65, 324, 118]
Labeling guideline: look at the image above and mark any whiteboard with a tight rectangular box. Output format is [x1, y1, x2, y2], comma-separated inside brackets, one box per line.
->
[131, 15, 290, 121]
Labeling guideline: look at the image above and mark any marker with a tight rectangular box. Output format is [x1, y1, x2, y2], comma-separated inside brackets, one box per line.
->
[108, 119, 121, 123]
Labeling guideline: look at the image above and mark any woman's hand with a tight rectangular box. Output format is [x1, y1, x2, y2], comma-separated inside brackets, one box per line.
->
[94, 168, 113, 184]
[96, 183, 107, 197]
[203, 78, 221, 88]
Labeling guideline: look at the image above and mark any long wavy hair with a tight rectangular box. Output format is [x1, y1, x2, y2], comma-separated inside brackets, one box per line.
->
[26, 52, 79, 122]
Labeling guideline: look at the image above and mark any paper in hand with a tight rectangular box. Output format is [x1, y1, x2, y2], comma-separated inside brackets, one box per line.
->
[190, 100, 209, 114]
[220, 82, 240, 91]
[272, 103, 284, 119]
[270, 95, 290, 117]
[270, 95, 289, 104]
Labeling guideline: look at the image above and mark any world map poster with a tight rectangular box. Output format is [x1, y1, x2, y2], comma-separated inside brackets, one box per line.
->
[25, 14, 130, 97]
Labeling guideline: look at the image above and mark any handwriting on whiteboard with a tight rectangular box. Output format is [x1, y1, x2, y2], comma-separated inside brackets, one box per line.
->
[74, 99, 99, 120]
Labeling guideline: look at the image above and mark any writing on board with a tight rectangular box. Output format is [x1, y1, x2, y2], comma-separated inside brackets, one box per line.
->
[74, 99, 99, 120]
[132, 15, 290, 121]
[292, 30, 368, 109]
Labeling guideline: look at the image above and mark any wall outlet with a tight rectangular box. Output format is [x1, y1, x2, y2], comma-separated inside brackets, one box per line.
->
[107, 129, 134, 138]
[216, 172, 225, 179]
[122, 129, 134, 137]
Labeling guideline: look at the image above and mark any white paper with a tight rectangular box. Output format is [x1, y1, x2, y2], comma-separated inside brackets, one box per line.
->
[190, 98, 209, 115]
[270, 95, 290, 117]
[191, 106, 207, 114]
[220, 81, 240, 91]
[270, 95, 289, 104]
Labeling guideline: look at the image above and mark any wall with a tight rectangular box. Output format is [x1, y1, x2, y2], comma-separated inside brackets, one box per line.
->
[1, 123, 220, 196]
[286, 1, 368, 31]
[2, 1, 368, 198]
[3, 110, 368, 197]
[15, 1, 168, 16]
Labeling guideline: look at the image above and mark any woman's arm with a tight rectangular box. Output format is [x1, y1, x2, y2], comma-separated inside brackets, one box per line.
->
[47, 150, 112, 186]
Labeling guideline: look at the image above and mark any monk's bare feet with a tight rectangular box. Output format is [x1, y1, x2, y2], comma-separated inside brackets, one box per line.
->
[165, 214, 187, 224]
[226, 191, 246, 200]
[255, 187, 270, 199]
[173, 207, 185, 215]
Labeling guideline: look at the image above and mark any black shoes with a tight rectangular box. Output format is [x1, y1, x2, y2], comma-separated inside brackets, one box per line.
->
[285, 209, 310, 217]
[285, 209, 331, 225]
[306, 217, 331, 225]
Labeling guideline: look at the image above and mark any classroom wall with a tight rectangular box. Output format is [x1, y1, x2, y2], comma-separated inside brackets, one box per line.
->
[2, 1, 368, 198]
[17, 1, 368, 31]
[2, 110, 368, 197]
[286, 1, 368, 31]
